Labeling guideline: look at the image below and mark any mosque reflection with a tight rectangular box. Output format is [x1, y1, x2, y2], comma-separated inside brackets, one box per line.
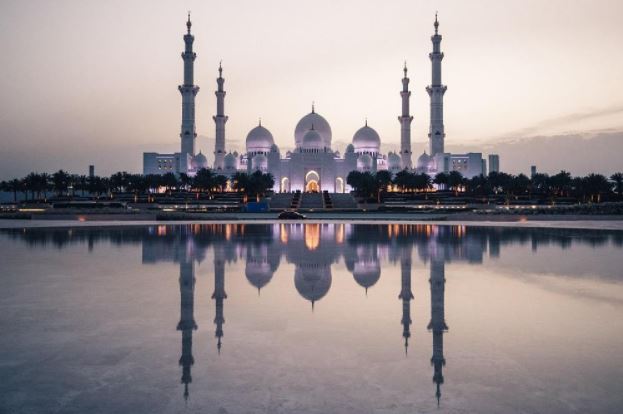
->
[4, 223, 623, 405]
[157, 223, 452, 404]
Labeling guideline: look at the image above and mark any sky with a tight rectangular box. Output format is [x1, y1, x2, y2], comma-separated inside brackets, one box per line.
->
[0, 0, 622, 179]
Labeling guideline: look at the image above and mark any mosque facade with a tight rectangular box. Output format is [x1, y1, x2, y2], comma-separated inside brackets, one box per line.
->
[143, 14, 498, 190]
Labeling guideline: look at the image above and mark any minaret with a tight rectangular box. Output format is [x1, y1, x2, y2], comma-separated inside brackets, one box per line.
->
[398, 63, 413, 169]
[427, 258, 448, 406]
[212, 246, 227, 353]
[176, 256, 198, 401]
[213, 63, 228, 170]
[426, 13, 447, 157]
[398, 251, 414, 355]
[178, 13, 200, 172]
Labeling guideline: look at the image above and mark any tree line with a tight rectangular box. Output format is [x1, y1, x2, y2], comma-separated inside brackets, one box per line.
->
[347, 170, 623, 203]
[0, 169, 275, 202]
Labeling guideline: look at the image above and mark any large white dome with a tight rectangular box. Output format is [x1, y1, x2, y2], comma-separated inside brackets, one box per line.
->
[246, 124, 274, 153]
[295, 109, 332, 148]
[352, 124, 381, 153]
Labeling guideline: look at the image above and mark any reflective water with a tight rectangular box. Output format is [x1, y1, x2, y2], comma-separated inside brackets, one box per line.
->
[1, 223, 622, 414]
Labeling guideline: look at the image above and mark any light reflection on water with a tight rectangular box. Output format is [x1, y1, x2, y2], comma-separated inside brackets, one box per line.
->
[1, 223, 622, 414]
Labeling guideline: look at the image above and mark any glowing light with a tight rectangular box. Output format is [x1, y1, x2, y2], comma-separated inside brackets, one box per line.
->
[335, 224, 345, 244]
[304, 224, 320, 251]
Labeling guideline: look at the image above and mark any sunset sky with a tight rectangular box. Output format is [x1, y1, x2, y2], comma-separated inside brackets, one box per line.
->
[1, 0, 622, 178]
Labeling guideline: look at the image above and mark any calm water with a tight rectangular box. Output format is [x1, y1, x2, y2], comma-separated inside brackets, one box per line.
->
[1, 223, 622, 414]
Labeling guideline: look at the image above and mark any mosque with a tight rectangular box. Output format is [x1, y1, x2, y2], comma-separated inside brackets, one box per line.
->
[143, 14, 499, 191]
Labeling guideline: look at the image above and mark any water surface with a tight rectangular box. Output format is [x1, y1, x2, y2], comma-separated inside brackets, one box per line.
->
[1, 223, 622, 413]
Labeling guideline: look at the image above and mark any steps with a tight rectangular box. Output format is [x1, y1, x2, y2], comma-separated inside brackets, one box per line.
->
[299, 192, 323, 209]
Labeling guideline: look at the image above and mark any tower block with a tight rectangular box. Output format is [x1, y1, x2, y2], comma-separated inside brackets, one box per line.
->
[179, 13, 200, 172]
[398, 63, 414, 169]
[427, 13, 447, 157]
[213, 63, 228, 170]
[427, 258, 448, 406]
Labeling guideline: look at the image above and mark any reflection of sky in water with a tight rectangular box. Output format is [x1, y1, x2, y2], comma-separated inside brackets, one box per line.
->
[0, 224, 622, 414]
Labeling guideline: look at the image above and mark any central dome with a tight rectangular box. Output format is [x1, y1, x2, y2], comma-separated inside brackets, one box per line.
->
[295, 109, 332, 148]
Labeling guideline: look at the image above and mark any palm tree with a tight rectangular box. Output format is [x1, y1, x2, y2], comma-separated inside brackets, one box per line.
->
[582, 173, 611, 203]
[375, 170, 392, 201]
[611, 172, 623, 196]
[550, 170, 572, 197]
[178, 173, 192, 192]
[5, 179, 23, 203]
[194, 168, 215, 193]
[213, 175, 229, 193]
[393, 170, 411, 192]
[76, 175, 89, 196]
[447, 171, 464, 195]
[52, 170, 70, 196]
[433, 172, 448, 191]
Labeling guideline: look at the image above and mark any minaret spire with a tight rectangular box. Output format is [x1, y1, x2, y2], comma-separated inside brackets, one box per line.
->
[398, 62, 414, 169]
[398, 250, 414, 355]
[179, 13, 199, 173]
[212, 246, 227, 354]
[427, 258, 448, 406]
[213, 61, 228, 170]
[177, 252, 198, 401]
[427, 12, 447, 158]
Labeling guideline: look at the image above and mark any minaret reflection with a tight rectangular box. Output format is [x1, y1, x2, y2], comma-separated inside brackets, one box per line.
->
[398, 249, 414, 355]
[427, 258, 448, 406]
[176, 243, 197, 401]
[212, 245, 227, 353]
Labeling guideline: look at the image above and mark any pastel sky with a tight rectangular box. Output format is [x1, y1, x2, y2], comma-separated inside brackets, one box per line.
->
[1, 0, 622, 178]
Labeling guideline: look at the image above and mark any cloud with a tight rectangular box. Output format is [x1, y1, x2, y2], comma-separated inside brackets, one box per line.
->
[500, 104, 623, 140]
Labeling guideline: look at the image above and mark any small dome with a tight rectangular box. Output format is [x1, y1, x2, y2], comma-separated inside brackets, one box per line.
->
[246, 125, 274, 153]
[192, 151, 208, 169]
[352, 124, 381, 153]
[245, 262, 273, 291]
[353, 262, 381, 291]
[252, 153, 268, 171]
[301, 128, 324, 150]
[388, 152, 401, 168]
[417, 151, 431, 169]
[270, 144, 280, 153]
[345, 143, 355, 153]
[357, 153, 373, 171]
[224, 152, 237, 169]
[295, 110, 332, 148]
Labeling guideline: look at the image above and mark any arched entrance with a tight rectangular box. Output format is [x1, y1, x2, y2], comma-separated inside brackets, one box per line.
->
[336, 177, 344, 193]
[281, 177, 290, 192]
[305, 170, 320, 193]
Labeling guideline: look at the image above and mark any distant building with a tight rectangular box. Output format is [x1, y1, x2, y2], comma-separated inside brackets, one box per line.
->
[531, 165, 537, 178]
[89, 165, 95, 178]
[488, 154, 500, 174]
